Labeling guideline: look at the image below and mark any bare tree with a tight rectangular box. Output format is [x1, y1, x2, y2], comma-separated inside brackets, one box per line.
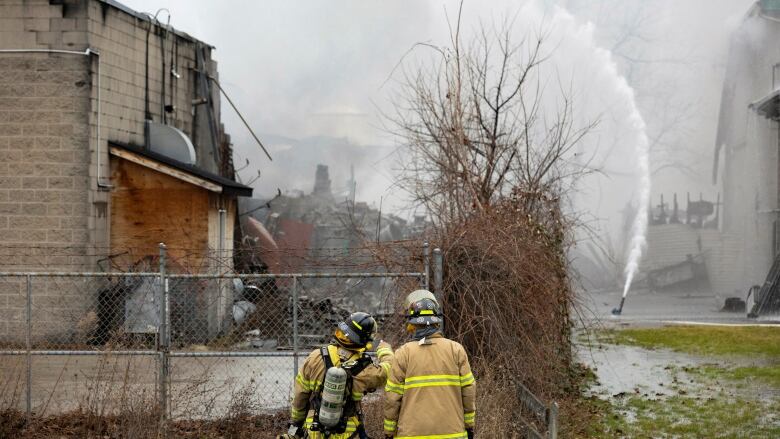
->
[386, 11, 593, 227]
[378, 12, 597, 435]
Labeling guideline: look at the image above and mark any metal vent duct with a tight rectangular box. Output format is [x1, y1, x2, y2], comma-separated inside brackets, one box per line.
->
[146, 121, 197, 164]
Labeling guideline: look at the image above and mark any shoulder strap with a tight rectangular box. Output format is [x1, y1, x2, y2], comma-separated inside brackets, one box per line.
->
[320, 346, 334, 369]
[345, 354, 372, 377]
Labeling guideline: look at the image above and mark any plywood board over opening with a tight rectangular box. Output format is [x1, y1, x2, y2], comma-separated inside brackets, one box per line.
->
[110, 156, 210, 272]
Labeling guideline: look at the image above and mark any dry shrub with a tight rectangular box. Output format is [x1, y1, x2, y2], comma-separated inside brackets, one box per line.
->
[370, 190, 579, 436]
[473, 370, 528, 438]
[0, 408, 287, 439]
[434, 190, 578, 436]
[442, 191, 573, 394]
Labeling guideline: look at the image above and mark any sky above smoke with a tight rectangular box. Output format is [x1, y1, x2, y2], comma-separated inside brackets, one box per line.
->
[122, 0, 755, 238]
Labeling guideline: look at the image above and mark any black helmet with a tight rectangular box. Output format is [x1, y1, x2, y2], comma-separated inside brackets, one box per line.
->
[408, 297, 442, 326]
[335, 312, 377, 349]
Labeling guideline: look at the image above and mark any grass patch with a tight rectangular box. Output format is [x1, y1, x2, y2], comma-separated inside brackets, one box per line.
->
[602, 325, 780, 358]
[583, 325, 780, 436]
[686, 364, 780, 388]
[623, 394, 780, 438]
[585, 393, 780, 438]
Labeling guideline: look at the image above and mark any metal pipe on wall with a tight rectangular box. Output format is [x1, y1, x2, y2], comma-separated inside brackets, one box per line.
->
[25, 275, 32, 420]
[0, 48, 109, 188]
[218, 208, 227, 332]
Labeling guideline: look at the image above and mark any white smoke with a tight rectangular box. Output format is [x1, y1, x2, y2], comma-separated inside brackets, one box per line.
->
[522, 2, 652, 300]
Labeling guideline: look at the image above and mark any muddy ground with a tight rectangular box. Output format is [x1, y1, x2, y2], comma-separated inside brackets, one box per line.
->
[579, 288, 780, 438]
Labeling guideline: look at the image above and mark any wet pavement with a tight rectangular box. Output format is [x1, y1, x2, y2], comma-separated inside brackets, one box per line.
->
[0, 353, 296, 418]
[579, 288, 780, 326]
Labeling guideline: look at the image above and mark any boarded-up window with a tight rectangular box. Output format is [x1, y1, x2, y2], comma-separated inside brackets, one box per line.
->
[110, 157, 210, 271]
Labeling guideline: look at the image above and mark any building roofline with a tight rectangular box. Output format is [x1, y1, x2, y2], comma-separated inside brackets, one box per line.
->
[750, 88, 780, 120]
[97, 0, 215, 49]
[110, 142, 253, 197]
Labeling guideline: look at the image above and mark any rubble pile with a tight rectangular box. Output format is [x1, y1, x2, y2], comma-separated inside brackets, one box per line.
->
[230, 282, 391, 350]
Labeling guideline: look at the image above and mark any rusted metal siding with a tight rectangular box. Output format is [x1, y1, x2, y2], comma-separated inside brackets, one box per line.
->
[110, 157, 209, 271]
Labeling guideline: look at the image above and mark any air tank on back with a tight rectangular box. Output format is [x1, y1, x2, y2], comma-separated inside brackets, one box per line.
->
[318, 366, 348, 427]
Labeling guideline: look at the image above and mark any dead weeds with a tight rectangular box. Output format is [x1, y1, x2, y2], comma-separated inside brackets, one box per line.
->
[0, 409, 287, 439]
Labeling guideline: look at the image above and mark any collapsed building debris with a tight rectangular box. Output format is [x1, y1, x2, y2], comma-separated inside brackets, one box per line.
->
[228, 164, 428, 347]
[624, 192, 732, 293]
[239, 165, 428, 262]
[228, 278, 389, 350]
[646, 192, 720, 229]
[646, 254, 709, 292]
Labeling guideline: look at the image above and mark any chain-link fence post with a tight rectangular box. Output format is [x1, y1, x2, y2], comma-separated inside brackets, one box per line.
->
[423, 242, 430, 290]
[433, 248, 443, 332]
[25, 274, 32, 421]
[547, 401, 558, 439]
[433, 248, 443, 297]
[158, 243, 169, 433]
[292, 275, 300, 378]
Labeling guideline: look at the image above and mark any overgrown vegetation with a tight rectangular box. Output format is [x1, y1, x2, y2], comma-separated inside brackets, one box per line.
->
[0, 409, 287, 439]
[383, 4, 594, 436]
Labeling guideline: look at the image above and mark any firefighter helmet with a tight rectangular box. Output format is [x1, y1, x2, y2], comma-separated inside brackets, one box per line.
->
[407, 297, 442, 326]
[405, 289, 439, 309]
[334, 312, 377, 349]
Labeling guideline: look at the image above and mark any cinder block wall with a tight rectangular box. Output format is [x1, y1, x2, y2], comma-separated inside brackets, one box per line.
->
[0, 1, 93, 342]
[86, 1, 222, 173]
[0, 0, 93, 267]
[0, 53, 92, 257]
[0, 0, 225, 343]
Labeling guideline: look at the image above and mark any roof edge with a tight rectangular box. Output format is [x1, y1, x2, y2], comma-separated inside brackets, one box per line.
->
[97, 0, 215, 49]
[109, 141, 253, 197]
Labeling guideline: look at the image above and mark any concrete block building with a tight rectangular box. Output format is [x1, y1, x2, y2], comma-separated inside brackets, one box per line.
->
[0, 0, 252, 342]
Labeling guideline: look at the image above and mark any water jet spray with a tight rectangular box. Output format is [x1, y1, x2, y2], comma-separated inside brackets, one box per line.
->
[532, 1, 651, 316]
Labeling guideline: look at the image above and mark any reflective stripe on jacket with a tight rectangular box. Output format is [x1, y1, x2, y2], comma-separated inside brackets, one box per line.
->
[383, 333, 476, 438]
[290, 342, 394, 439]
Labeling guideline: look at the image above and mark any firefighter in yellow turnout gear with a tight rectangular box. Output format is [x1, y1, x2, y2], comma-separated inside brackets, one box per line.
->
[383, 291, 476, 439]
[278, 312, 394, 439]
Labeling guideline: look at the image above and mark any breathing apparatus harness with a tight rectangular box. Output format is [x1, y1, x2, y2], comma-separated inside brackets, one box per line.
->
[308, 345, 373, 439]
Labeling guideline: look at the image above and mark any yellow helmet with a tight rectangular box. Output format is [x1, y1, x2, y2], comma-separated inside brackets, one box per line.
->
[405, 289, 439, 309]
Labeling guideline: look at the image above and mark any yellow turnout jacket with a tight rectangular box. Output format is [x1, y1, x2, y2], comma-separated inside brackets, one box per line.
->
[291, 342, 393, 438]
[383, 333, 476, 439]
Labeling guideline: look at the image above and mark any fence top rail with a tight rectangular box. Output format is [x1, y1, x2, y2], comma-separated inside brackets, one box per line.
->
[0, 350, 159, 356]
[516, 380, 549, 421]
[522, 423, 545, 439]
[0, 271, 425, 279]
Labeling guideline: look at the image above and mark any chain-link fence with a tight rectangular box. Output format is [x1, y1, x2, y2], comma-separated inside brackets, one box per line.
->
[0, 243, 435, 423]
